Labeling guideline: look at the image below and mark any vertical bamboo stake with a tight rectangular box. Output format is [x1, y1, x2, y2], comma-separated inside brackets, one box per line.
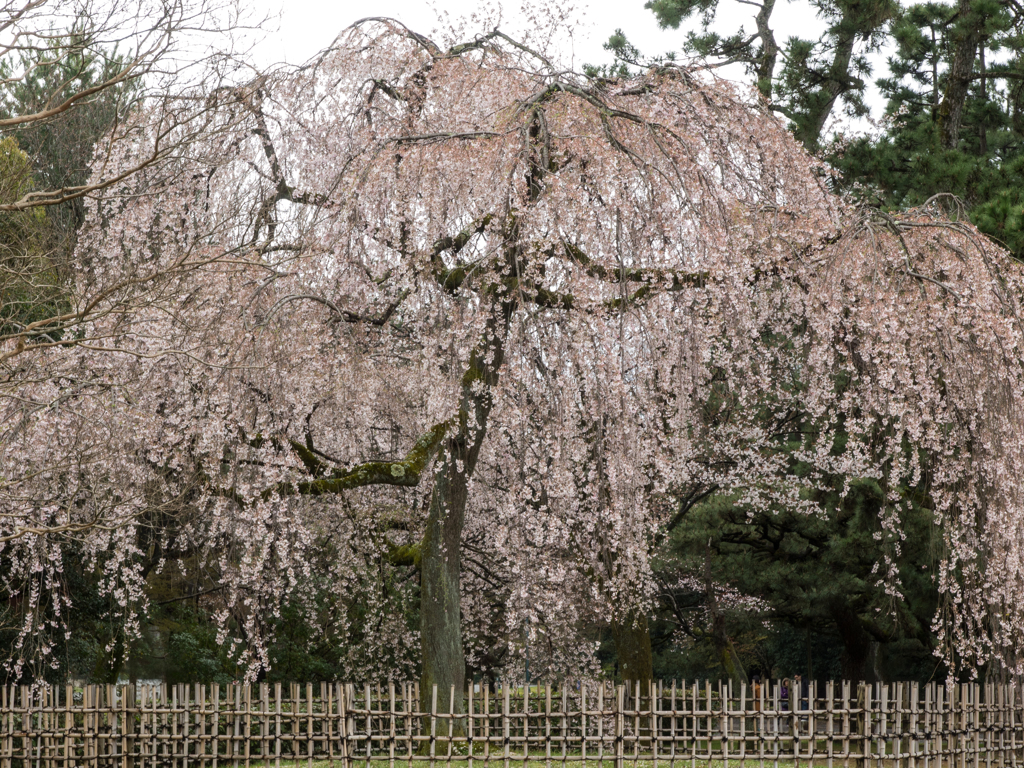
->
[388, 681, 396, 768]
[825, 680, 834, 768]
[960, 683, 968, 768]
[211, 684, 220, 768]
[891, 683, 898, 768]
[760, 679, 766, 768]
[992, 683, 1000, 768]
[503, 682, 510, 768]
[339, 683, 349, 768]
[466, 680, 474, 768]
[368, 684, 375, 765]
[810, 680, 818, 768]
[975, 683, 982, 768]
[231, 685, 240, 768]
[405, 682, 414, 768]
[1007, 681, 1014, 768]
[580, 683, 588, 768]
[956, 684, 963, 768]
[64, 684, 73, 768]
[274, 683, 282, 768]
[882, 683, 890, 768]
[430, 684, 438, 765]
[700, 684, 708, 765]
[986, 683, 992, 768]
[615, 685, 624, 768]
[120, 683, 128, 768]
[654, 680, 661, 768]
[560, 681, 568, 768]
[140, 685, 147, 768]
[997, 683, 1005, 768]
[742, 678, 749, 766]
[926, 683, 934, 768]
[940, 682, 946, 768]
[484, 682, 491, 768]
[544, 684, 551, 768]
[944, 683, 951, 768]
[633, 681, 640, 768]
[523, 679, 531, 766]
[669, 680, 678, 768]
[180, 685, 187, 768]
[258, 684, 266, 767]
[307, 683, 315, 768]
[447, 685, 456, 768]
[690, 681, 697, 768]
[959, 683, 966, 768]
[910, 682, 919, 768]
[197, 684, 207, 768]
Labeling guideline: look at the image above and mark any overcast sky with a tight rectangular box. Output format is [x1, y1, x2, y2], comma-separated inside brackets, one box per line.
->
[252, 0, 827, 72]
[245, 0, 888, 134]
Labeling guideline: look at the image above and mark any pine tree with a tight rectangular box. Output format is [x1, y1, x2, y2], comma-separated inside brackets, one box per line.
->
[831, 0, 1024, 256]
[609, 0, 896, 150]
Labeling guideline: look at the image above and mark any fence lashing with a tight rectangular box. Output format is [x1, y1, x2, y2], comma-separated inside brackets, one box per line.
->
[0, 680, 1022, 768]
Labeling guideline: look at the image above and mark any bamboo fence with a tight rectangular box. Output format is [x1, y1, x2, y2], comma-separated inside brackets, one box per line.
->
[1, 679, 1021, 768]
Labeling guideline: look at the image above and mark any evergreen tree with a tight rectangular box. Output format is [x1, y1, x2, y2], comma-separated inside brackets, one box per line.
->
[608, 0, 896, 150]
[831, 0, 1024, 256]
[0, 39, 137, 250]
[0, 137, 61, 339]
[664, 478, 941, 681]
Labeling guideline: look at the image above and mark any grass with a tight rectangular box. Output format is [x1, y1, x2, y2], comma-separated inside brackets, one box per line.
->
[237, 762, 776, 768]
[232, 757, 891, 768]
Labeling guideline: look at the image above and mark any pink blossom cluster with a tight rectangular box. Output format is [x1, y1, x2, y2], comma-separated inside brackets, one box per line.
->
[3, 19, 1023, 682]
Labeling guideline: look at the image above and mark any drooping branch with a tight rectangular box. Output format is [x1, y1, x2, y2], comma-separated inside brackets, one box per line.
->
[267, 419, 451, 499]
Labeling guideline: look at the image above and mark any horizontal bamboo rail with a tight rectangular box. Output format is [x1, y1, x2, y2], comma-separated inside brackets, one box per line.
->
[0, 679, 1021, 768]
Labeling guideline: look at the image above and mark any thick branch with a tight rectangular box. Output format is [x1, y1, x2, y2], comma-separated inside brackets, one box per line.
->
[268, 420, 450, 499]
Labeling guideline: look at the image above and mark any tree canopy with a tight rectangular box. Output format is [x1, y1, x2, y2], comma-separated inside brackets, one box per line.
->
[3, 14, 1024, 690]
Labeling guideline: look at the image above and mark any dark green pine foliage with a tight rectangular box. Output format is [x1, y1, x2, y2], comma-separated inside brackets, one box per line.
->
[666, 475, 941, 682]
[0, 37, 137, 243]
[0, 38, 136, 341]
[831, 0, 1024, 257]
[611, 0, 896, 151]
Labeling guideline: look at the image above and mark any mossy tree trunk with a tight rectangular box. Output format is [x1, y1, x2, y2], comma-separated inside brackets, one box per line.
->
[418, 299, 513, 734]
[611, 610, 654, 687]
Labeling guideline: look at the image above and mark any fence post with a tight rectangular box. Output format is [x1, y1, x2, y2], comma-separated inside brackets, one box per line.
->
[615, 684, 624, 768]
[856, 681, 868, 768]
[123, 683, 136, 768]
[338, 683, 348, 768]
[4, 678, 1021, 768]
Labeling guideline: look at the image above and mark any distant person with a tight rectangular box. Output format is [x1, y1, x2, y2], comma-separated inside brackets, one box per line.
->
[752, 676, 762, 712]
[780, 678, 790, 711]
[794, 674, 809, 711]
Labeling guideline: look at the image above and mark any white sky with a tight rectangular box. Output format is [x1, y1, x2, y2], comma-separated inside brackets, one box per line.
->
[254, 0, 827, 72]
[246, 0, 886, 133]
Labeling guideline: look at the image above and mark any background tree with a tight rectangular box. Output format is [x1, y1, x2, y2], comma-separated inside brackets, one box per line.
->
[606, 0, 896, 150]
[831, 0, 1024, 258]
[0, 37, 140, 252]
[0, 136, 60, 338]
[6, 14, 1024, 697]
[666, 480, 940, 681]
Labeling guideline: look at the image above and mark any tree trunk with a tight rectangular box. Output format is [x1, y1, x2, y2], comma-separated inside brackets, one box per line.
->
[794, 1, 896, 151]
[832, 603, 878, 682]
[418, 299, 513, 728]
[797, 29, 859, 151]
[419, 449, 470, 726]
[704, 539, 747, 685]
[753, 0, 780, 102]
[938, 0, 984, 149]
[611, 610, 654, 687]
